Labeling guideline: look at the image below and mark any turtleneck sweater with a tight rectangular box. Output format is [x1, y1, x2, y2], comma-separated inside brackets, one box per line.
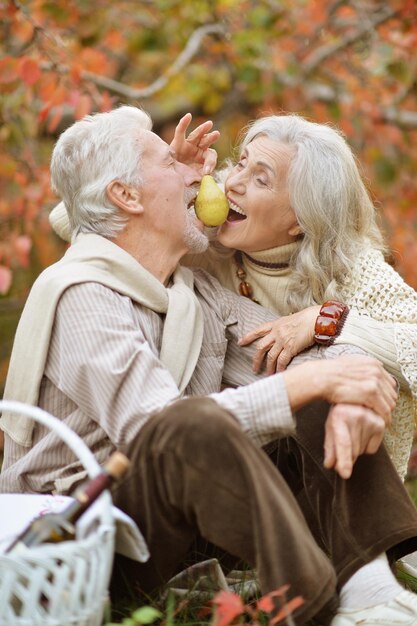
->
[183, 241, 300, 316]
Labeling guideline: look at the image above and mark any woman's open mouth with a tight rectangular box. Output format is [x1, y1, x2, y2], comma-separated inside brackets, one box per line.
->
[227, 200, 247, 222]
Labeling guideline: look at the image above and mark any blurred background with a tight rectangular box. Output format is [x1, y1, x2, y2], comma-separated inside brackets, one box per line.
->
[1, 0, 417, 398]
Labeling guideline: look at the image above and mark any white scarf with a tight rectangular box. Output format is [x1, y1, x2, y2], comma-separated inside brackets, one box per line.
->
[0, 233, 204, 447]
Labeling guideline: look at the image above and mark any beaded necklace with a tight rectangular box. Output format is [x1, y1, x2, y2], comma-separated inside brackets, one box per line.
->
[233, 250, 289, 303]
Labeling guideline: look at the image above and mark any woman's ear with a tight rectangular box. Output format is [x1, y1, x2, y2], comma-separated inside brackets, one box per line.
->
[288, 223, 303, 237]
[106, 181, 143, 215]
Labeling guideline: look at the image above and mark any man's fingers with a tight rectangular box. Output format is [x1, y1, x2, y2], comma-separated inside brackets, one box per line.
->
[203, 147, 218, 175]
[365, 432, 383, 455]
[324, 413, 353, 478]
[333, 423, 353, 479]
[323, 430, 336, 470]
[363, 412, 385, 454]
[186, 120, 214, 142]
[367, 384, 394, 423]
[197, 131, 220, 150]
[384, 411, 393, 428]
[171, 113, 192, 142]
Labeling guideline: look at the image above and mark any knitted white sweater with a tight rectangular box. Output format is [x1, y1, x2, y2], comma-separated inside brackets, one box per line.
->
[338, 248, 417, 480]
[184, 244, 417, 480]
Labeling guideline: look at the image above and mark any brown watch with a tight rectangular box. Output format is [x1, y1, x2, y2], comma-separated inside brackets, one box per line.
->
[314, 301, 349, 346]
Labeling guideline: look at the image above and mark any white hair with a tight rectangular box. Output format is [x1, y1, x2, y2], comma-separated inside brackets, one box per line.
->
[237, 114, 386, 311]
[50, 106, 152, 239]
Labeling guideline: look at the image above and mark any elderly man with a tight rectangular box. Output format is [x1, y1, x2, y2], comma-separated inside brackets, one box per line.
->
[1, 106, 417, 626]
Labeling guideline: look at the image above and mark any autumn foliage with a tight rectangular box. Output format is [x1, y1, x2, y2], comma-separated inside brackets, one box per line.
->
[212, 587, 304, 626]
[1, 0, 417, 383]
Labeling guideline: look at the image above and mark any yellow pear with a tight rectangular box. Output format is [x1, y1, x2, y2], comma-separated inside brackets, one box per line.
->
[194, 175, 229, 226]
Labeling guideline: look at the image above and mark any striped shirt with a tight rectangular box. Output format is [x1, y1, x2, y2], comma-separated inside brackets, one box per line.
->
[0, 269, 360, 494]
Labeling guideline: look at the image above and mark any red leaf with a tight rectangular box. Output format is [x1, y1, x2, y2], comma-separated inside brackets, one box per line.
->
[14, 235, 32, 268]
[19, 58, 41, 87]
[49, 83, 67, 106]
[0, 57, 18, 84]
[257, 595, 274, 613]
[47, 107, 63, 133]
[212, 591, 245, 626]
[70, 64, 82, 84]
[75, 94, 93, 119]
[79, 48, 108, 73]
[100, 90, 114, 112]
[269, 596, 304, 625]
[39, 103, 51, 123]
[0, 266, 12, 295]
[261, 585, 290, 602]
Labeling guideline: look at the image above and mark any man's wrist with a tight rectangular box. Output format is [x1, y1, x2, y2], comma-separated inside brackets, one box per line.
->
[282, 361, 324, 411]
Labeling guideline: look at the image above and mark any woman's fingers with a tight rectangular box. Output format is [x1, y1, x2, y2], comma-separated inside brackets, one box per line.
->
[252, 336, 275, 373]
[239, 324, 272, 346]
[275, 347, 293, 373]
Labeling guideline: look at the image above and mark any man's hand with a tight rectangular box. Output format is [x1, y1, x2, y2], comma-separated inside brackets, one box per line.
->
[282, 355, 397, 425]
[319, 356, 397, 425]
[239, 306, 320, 374]
[282, 355, 397, 479]
[324, 403, 386, 479]
[170, 113, 219, 175]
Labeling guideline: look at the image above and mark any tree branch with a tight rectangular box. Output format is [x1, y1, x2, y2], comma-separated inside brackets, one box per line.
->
[380, 107, 417, 129]
[43, 23, 226, 100]
[301, 5, 397, 75]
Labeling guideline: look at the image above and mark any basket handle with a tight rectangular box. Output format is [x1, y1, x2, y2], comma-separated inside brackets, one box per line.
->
[0, 400, 102, 479]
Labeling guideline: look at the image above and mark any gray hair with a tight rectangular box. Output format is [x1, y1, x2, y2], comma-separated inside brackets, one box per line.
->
[50, 106, 152, 239]
[237, 114, 386, 311]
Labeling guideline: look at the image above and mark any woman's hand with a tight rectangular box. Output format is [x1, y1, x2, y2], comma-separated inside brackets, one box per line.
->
[239, 305, 320, 374]
[170, 113, 220, 175]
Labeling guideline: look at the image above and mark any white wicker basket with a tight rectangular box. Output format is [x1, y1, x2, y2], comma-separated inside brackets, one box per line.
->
[0, 400, 115, 626]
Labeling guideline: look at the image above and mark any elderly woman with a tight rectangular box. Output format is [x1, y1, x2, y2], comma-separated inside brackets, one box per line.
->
[182, 114, 417, 481]
[50, 112, 416, 480]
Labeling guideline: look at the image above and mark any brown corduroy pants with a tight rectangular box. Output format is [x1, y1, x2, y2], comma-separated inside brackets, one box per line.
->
[111, 397, 417, 626]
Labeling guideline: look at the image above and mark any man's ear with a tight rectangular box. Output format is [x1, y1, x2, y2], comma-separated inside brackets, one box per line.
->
[288, 223, 303, 237]
[106, 181, 143, 215]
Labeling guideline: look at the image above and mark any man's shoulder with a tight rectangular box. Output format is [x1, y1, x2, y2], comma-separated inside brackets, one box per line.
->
[191, 266, 253, 304]
[57, 280, 135, 316]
